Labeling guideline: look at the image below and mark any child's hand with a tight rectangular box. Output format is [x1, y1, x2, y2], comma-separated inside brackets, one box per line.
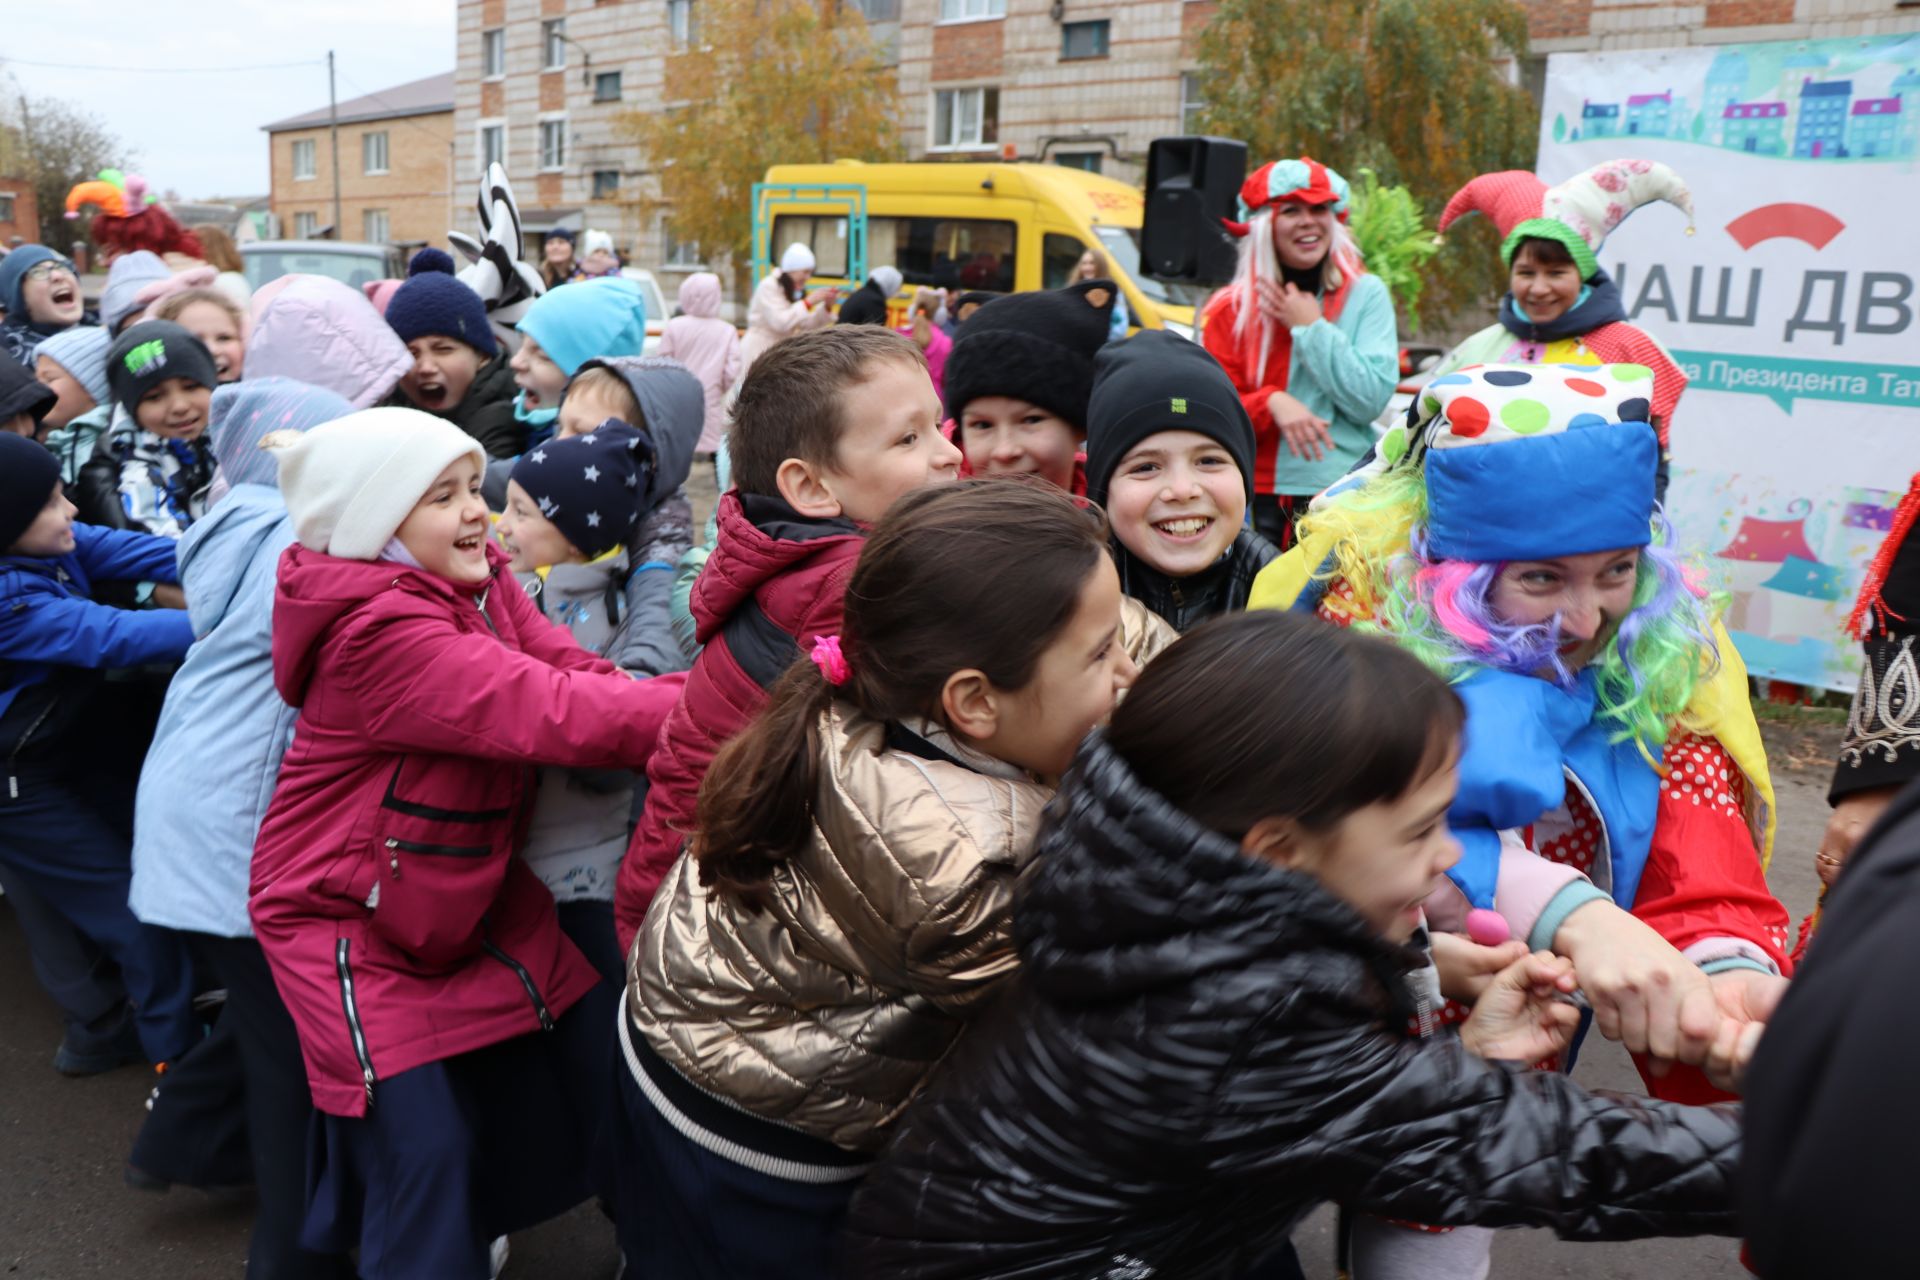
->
[1459, 951, 1581, 1063]
[151, 583, 187, 611]
[1429, 931, 1528, 1003]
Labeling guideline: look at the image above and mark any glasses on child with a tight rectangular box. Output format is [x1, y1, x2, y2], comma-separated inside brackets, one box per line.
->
[23, 261, 75, 283]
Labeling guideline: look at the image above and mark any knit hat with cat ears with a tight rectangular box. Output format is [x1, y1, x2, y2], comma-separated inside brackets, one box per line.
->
[1438, 159, 1694, 281]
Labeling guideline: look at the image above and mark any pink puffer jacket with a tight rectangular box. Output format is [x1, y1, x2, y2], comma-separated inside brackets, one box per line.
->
[250, 542, 682, 1116]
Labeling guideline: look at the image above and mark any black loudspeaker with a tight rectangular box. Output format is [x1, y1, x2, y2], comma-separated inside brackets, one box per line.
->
[1142, 136, 1248, 286]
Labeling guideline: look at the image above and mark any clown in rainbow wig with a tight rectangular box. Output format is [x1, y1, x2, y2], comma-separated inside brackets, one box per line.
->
[1250, 362, 1792, 1107]
[1199, 157, 1398, 549]
[1431, 158, 1694, 501]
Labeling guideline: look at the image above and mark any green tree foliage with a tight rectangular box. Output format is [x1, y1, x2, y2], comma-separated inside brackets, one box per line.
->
[0, 94, 130, 251]
[1193, 0, 1539, 333]
[618, 0, 900, 301]
[1346, 168, 1440, 331]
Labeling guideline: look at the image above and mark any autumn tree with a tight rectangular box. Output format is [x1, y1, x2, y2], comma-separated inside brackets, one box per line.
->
[0, 92, 130, 251]
[618, 0, 901, 301]
[1192, 0, 1538, 332]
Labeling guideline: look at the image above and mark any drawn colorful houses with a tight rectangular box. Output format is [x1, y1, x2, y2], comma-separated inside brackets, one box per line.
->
[1723, 100, 1789, 154]
[1626, 90, 1674, 136]
[1714, 500, 1825, 638]
[1893, 67, 1920, 155]
[1703, 51, 1750, 144]
[1849, 97, 1904, 157]
[1794, 77, 1854, 157]
[1581, 99, 1620, 138]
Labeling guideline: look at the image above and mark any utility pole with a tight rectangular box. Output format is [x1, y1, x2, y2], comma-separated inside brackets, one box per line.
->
[328, 50, 343, 239]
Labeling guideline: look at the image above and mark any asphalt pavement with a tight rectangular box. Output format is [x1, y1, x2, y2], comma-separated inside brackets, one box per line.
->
[0, 695, 1840, 1278]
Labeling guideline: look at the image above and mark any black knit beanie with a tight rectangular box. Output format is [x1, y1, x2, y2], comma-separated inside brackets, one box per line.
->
[0, 433, 62, 552]
[941, 279, 1117, 429]
[0, 351, 57, 425]
[1085, 329, 1256, 510]
[107, 321, 218, 419]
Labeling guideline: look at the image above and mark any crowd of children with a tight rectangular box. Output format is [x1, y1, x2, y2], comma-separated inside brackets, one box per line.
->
[0, 147, 1832, 1279]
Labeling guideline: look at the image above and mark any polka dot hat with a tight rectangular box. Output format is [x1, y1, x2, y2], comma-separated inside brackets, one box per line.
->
[1410, 362, 1661, 564]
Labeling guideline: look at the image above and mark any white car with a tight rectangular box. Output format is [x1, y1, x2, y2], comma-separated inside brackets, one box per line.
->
[619, 267, 670, 355]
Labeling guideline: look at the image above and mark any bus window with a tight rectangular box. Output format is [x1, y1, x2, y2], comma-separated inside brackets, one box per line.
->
[894, 218, 1016, 293]
[1043, 233, 1089, 290]
[769, 215, 850, 277]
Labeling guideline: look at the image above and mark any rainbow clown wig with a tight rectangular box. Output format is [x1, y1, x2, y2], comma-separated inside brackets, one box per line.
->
[1299, 362, 1717, 752]
[65, 169, 205, 262]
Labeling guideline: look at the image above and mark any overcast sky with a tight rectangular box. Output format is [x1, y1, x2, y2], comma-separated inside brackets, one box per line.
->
[3, 0, 456, 199]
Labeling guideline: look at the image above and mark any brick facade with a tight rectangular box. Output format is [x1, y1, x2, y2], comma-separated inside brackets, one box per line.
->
[1522, 0, 1919, 51]
[0, 176, 40, 247]
[265, 79, 456, 249]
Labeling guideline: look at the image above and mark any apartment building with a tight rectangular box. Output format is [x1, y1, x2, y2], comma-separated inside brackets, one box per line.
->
[264, 72, 457, 247]
[0, 175, 38, 247]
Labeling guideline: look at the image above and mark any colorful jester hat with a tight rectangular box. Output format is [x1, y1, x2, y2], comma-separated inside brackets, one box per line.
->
[1221, 157, 1351, 237]
[64, 168, 155, 221]
[1383, 362, 1660, 564]
[1437, 159, 1694, 282]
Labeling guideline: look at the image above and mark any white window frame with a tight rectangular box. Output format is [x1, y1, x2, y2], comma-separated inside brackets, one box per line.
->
[662, 219, 703, 267]
[292, 137, 317, 181]
[478, 119, 506, 172]
[937, 0, 1004, 22]
[538, 114, 568, 171]
[1179, 71, 1206, 135]
[482, 28, 506, 78]
[542, 19, 567, 70]
[362, 208, 391, 243]
[293, 211, 319, 239]
[930, 86, 998, 151]
[362, 130, 390, 176]
[668, 0, 695, 50]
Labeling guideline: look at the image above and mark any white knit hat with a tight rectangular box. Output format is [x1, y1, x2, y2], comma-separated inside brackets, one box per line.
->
[273, 407, 485, 560]
[779, 242, 816, 274]
[581, 228, 615, 257]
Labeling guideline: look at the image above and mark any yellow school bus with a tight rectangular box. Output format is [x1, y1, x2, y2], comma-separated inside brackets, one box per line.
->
[756, 160, 1205, 336]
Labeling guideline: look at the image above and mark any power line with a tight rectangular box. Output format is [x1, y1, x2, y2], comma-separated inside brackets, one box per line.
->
[1, 55, 323, 74]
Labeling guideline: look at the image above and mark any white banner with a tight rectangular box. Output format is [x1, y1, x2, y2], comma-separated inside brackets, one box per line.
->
[1540, 35, 1920, 690]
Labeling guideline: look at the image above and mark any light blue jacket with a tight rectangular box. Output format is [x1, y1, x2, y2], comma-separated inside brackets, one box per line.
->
[129, 485, 298, 937]
[1271, 272, 1398, 496]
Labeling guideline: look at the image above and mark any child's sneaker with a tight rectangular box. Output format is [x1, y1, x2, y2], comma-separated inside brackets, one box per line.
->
[52, 1003, 145, 1077]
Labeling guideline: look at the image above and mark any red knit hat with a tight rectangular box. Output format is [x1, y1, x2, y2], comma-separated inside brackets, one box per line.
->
[1223, 157, 1351, 236]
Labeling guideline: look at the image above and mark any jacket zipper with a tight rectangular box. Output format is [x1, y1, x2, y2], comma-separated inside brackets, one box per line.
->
[483, 939, 556, 1031]
[383, 836, 492, 882]
[4, 695, 59, 800]
[335, 938, 378, 1109]
[474, 589, 499, 636]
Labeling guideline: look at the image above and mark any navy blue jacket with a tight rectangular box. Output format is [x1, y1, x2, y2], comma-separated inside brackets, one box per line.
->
[0, 523, 195, 724]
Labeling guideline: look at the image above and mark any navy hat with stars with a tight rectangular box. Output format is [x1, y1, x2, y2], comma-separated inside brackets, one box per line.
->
[508, 419, 655, 559]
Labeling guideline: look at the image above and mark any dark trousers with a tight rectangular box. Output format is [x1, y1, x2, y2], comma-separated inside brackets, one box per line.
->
[1251, 493, 1303, 552]
[0, 764, 196, 1063]
[608, 1057, 856, 1280]
[301, 978, 618, 1280]
[0, 865, 127, 1033]
[557, 898, 627, 987]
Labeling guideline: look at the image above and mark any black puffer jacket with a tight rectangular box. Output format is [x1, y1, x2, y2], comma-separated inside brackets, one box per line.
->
[843, 733, 1743, 1279]
[1117, 527, 1277, 633]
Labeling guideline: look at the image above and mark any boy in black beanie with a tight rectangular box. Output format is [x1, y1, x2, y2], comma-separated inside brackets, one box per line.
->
[0, 351, 58, 441]
[75, 321, 220, 536]
[1085, 329, 1277, 632]
[941, 279, 1116, 495]
[383, 249, 524, 459]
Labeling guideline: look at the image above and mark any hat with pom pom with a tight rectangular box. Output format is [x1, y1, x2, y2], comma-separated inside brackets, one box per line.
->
[1439, 159, 1694, 281]
[383, 248, 498, 356]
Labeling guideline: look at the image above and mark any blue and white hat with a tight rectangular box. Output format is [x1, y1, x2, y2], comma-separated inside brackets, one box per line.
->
[508, 421, 655, 559]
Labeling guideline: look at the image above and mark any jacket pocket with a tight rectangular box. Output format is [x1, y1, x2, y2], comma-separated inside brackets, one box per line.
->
[335, 938, 378, 1110]
[368, 829, 505, 965]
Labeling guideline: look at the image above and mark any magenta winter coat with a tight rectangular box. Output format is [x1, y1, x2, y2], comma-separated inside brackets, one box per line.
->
[655, 272, 741, 454]
[249, 541, 682, 1116]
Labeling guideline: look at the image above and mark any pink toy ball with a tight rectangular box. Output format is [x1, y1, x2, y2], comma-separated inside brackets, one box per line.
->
[1465, 908, 1511, 947]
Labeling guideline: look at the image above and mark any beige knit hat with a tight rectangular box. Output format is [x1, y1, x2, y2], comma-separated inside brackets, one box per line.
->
[272, 407, 485, 560]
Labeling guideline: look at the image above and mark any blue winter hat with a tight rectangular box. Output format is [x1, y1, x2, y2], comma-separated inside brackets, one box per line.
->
[516, 277, 647, 377]
[35, 326, 112, 406]
[208, 376, 355, 489]
[384, 252, 498, 356]
[0, 245, 74, 317]
[508, 420, 655, 559]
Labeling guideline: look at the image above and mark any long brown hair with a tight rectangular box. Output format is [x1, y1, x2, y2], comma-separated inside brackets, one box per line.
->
[191, 223, 244, 274]
[1108, 612, 1463, 841]
[694, 479, 1110, 909]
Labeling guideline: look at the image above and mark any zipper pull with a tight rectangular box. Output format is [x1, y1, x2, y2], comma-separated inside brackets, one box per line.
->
[384, 837, 401, 880]
[364, 1068, 376, 1109]
[7, 775, 17, 800]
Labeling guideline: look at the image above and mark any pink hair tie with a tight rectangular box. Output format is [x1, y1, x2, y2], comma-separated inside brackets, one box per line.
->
[809, 635, 850, 686]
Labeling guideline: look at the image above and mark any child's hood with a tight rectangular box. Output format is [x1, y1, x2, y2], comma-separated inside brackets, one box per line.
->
[178, 483, 293, 635]
[582, 356, 703, 504]
[271, 540, 508, 707]
[675, 272, 724, 320]
[244, 275, 413, 410]
[691, 491, 862, 645]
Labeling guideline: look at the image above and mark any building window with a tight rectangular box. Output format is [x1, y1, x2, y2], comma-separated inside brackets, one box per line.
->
[543, 19, 567, 69]
[482, 28, 505, 77]
[294, 211, 319, 239]
[594, 71, 623, 102]
[938, 0, 1003, 20]
[363, 209, 391, 242]
[292, 138, 316, 181]
[668, 0, 695, 49]
[848, 0, 899, 19]
[663, 221, 702, 266]
[1179, 72, 1206, 135]
[480, 123, 506, 170]
[539, 118, 567, 170]
[592, 169, 621, 200]
[362, 131, 390, 175]
[0, 194, 15, 223]
[1054, 151, 1102, 173]
[931, 87, 998, 150]
[1061, 20, 1109, 60]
